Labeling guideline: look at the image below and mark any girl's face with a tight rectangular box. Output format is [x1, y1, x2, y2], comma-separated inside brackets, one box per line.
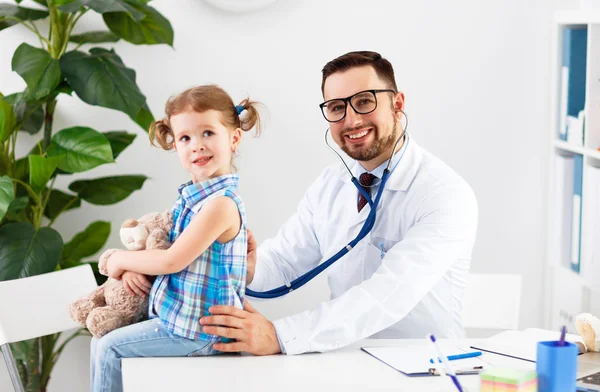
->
[171, 109, 241, 183]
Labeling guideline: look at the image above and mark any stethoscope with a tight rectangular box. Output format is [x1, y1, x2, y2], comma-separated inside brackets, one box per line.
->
[246, 111, 409, 299]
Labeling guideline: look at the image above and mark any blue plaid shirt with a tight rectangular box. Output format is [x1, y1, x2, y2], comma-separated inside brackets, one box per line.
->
[149, 174, 247, 341]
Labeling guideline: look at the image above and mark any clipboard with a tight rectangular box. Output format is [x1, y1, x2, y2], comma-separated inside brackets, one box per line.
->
[361, 344, 488, 377]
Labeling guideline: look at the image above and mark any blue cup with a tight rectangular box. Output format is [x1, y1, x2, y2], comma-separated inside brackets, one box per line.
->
[536, 340, 578, 392]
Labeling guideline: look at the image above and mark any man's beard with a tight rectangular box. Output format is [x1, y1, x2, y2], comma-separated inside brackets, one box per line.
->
[341, 121, 398, 162]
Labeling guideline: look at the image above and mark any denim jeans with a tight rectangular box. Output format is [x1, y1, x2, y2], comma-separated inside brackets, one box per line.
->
[90, 317, 219, 392]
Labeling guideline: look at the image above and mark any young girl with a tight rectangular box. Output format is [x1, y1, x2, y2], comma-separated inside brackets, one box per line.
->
[90, 85, 262, 392]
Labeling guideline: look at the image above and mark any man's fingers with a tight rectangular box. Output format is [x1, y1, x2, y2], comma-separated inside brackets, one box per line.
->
[244, 301, 257, 313]
[209, 305, 247, 318]
[202, 325, 243, 340]
[201, 315, 245, 329]
[212, 341, 246, 353]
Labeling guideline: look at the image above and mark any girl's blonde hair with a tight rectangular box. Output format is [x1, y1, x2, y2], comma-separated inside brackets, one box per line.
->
[149, 85, 262, 150]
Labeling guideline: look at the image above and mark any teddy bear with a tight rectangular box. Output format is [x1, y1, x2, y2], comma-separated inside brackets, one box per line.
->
[69, 210, 173, 338]
[576, 313, 600, 353]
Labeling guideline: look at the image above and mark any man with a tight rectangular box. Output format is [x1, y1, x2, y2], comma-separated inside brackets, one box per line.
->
[199, 51, 478, 355]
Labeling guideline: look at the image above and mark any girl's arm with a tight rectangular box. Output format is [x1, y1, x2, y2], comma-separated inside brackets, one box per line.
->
[109, 196, 241, 277]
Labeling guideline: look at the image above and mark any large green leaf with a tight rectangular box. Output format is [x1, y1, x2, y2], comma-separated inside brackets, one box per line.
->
[133, 102, 154, 131]
[3, 92, 44, 135]
[44, 189, 80, 220]
[60, 48, 146, 119]
[60, 0, 145, 21]
[46, 126, 114, 173]
[14, 157, 29, 182]
[28, 155, 65, 193]
[9, 339, 33, 363]
[0, 4, 48, 31]
[0, 99, 16, 143]
[62, 220, 110, 262]
[0, 176, 15, 220]
[103, 131, 136, 159]
[69, 30, 120, 44]
[5, 196, 29, 222]
[104, 4, 173, 46]
[11, 44, 61, 100]
[69, 175, 147, 205]
[0, 222, 63, 281]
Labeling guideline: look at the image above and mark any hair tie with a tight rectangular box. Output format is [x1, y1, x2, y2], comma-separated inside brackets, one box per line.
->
[235, 105, 244, 115]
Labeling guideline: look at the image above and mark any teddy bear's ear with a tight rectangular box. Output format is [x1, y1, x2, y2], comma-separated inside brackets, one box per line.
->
[122, 219, 138, 229]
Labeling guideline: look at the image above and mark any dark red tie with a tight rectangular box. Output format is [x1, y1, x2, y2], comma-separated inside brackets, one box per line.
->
[357, 172, 376, 212]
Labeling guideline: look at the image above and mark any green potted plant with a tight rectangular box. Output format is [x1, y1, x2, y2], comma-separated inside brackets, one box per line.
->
[0, 1, 173, 390]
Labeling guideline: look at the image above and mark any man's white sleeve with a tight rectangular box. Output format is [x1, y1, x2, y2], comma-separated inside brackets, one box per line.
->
[272, 184, 478, 355]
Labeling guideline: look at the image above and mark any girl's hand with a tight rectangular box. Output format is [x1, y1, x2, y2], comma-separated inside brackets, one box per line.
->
[122, 272, 152, 296]
[107, 253, 125, 280]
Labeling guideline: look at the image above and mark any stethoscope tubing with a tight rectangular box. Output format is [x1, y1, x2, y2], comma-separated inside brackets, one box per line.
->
[246, 112, 408, 299]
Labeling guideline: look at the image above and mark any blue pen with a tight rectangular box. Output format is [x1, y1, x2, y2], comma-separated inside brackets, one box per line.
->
[427, 334, 464, 392]
[559, 325, 567, 346]
[430, 351, 482, 364]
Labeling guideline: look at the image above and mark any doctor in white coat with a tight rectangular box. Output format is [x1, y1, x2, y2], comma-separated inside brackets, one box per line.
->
[199, 51, 478, 356]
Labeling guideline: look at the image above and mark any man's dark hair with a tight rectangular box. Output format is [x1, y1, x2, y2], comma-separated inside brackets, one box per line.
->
[321, 51, 398, 95]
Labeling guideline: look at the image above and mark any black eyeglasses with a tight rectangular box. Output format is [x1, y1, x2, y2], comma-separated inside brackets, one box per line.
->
[319, 89, 396, 122]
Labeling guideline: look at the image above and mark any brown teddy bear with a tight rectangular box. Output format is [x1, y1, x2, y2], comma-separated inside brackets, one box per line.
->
[69, 210, 173, 338]
[576, 313, 600, 353]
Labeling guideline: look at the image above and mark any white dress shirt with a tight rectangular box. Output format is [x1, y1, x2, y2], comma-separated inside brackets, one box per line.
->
[248, 136, 478, 355]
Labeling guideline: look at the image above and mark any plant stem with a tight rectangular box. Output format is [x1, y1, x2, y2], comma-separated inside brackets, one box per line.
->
[9, 131, 17, 177]
[48, 4, 68, 59]
[43, 99, 56, 152]
[39, 176, 56, 225]
[41, 334, 59, 388]
[3, 17, 51, 48]
[0, 141, 7, 176]
[60, 9, 88, 56]
[12, 179, 42, 209]
[25, 20, 49, 50]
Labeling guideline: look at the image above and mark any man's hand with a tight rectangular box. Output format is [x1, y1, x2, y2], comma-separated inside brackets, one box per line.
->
[246, 229, 257, 285]
[200, 301, 281, 356]
[122, 272, 152, 296]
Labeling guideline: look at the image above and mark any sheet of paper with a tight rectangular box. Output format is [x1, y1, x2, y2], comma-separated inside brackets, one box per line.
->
[470, 328, 584, 362]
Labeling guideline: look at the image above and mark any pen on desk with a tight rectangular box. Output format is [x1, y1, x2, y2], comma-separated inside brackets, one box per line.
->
[427, 334, 465, 392]
[429, 366, 484, 376]
[559, 325, 567, 346]
[429, 351, 482, 364]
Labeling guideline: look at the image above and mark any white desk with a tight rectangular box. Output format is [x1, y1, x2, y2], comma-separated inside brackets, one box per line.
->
[122, 339, 534, 392]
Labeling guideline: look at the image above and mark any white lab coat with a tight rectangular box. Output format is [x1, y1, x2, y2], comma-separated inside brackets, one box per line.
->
[248, 138, 478, 355]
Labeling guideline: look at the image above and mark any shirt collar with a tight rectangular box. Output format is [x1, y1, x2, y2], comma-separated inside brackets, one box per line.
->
[178, 174, 239, 207]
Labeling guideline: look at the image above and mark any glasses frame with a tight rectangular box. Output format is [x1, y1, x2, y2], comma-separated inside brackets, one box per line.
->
[319, 89, 396, 123]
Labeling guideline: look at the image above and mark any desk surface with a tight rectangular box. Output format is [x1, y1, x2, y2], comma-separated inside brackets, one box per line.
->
[122, 339, 534, 392]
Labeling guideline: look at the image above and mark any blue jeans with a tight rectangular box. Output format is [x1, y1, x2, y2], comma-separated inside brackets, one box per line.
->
[90, 318, 219, 392]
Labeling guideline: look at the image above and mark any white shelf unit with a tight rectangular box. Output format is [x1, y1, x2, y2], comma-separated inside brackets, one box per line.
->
[546, 10, 600, 333]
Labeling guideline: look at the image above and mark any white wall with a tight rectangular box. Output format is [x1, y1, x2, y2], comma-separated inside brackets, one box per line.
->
[0, 0, 579, 390]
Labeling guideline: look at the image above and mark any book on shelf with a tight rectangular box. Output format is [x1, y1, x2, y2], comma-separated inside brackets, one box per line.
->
[558, 26, 587, 144]
[571, 154, 583, 273]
